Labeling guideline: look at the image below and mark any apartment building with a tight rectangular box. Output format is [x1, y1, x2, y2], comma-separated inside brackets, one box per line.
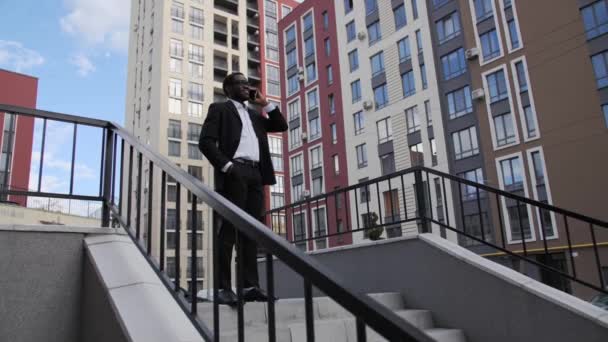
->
[421, 0, 608, 298]
[278, 0, 355, 252]
[0, 69, 37, 207]
[124, 0, 297, 292]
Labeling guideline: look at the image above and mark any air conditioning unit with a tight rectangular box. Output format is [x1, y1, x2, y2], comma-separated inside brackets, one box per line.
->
[254, 29, 260, 35]
[302, 190, 311, 198]
[362, 100, 374, 110]
[471, 88, 485, 100]
[465, 47, 479, 60]
[301, 131, 308, 141]
[297, 67, 304, 74]
[298, 74, 305, 81]
[254, 46, 259, 52]
[253, 13, 259, 18]
[357, 31, 367, 41]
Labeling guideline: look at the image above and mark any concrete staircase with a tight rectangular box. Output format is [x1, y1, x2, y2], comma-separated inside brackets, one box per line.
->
[198, 292, 466, 342]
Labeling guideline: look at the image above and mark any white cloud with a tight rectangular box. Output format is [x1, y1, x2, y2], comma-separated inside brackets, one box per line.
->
[69, 53, 96, 76]
[60, 0, 130, 53]
[0, 40, 45, 72]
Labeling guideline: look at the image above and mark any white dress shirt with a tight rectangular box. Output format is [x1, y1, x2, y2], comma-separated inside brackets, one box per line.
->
[222, 100, 278, 172]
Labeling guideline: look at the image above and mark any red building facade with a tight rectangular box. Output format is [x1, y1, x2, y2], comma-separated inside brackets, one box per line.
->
[0, 69, 38, 206]
[278, 0, 352, 251]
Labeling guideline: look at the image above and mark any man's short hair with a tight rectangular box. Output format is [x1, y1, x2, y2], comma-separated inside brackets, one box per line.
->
[223, 72, 246, 96]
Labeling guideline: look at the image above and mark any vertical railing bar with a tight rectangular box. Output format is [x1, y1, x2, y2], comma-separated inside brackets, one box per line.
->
[69, 123, 77, 195]
[375, 181, 383, 226]
[127, 145, 134, 228]
[111, 132, 117, 205]
[476, 187, 485, 242]
[99, 128, 106, 197]
[441, 177, 450, 226]
[400, 174, 408, 220]
[324, 194, 330, 243]
[344, 190, 350, 235]
[388, 177, 395, 224]
[334, 190, 340, 238]
[356, 317, 367, 342]
[304, 279, 315, 342]
[101, 128, 114, 227]
[457, 180, 466, 238]
[516, 200, 528, 257]
[118, 139, 125, 217]
[147, 161, 154, 255]
[354, 188, 360, 231]
[540, 208, 550, 260]
[266, 253, 276, 342]
[136, 152, 143, 240]
[37, 118, 47, 193]
[589, 223, 605, 288]
[495, 193, 507, 249]
[213, 212, 220, 342]
[563, 215, 577, 278]
[191, 197, 198, 314]
[236, 232, 244, 342]
[175, 182, 181, 292]
[160, 171, 166, 271]
[425, 171, 434, 222]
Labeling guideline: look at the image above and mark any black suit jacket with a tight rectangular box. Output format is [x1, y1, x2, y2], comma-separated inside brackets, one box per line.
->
[199, 100, 288, 191]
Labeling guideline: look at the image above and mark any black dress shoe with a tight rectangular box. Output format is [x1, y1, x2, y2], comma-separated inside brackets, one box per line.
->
[216, 289, 238, 306]
[243, 286, 273, 302]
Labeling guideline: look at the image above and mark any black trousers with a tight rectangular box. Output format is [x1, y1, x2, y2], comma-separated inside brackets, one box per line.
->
[217, 162, 264, 290]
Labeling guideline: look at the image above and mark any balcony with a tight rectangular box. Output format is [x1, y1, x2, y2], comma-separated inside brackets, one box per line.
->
[246, 0, 258, 16]
[247, 32, 260, 47]
[247, 16, 259, 29]
[214, 0, 238, 15]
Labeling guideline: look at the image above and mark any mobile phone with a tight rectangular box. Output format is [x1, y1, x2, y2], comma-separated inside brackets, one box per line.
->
[249, 89, 258, 101]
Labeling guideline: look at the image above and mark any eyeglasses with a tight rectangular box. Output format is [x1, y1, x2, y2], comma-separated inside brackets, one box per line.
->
[231, 80, 250, 87]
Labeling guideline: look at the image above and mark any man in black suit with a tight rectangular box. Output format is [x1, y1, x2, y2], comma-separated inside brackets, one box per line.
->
[199, 72, 288, 306]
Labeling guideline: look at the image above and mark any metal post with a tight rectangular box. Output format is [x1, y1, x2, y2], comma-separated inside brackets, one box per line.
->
[101, 127, 114, 227]
[414, 170, 429, 233]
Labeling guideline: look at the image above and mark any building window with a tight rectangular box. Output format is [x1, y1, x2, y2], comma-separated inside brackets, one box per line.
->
[289, 126, 301, 148]
[344, 0, 354, 13]
[425, 100, 432, 126]
[168, 141, 181, 157]
[367, 20, 382, 45]
[333, 154, 340, 174]
[286, 49, 297, 69]
[365, 0, 378, 15]
[188, 82, 203, 101]
[416, 30, 423, 52]
[189, 44, 204, 63]
[346, 20, 356, 42]
[410, 143, 424, 166]
[603, 104, 608, 127]
[270, 176, 285, 209]
[328, 94, 335, 114]
[356, 143, 368, 168]
[370, 51, 385, 77]
[312, 175, 323, 196]
[190, 62, 203, 79]
[412, 0, 419, 19]
[394, 4, 407, 30]
[288, 74, 299, 94]
[494, 113, 517, 146]
[282, 5, 292, 17]
[288, 99, 300, 121]
[169, 78, 182, 98]
[191, 25, 203, 40]
[402, 70, 416, 98]
[529, 150, 554, 238]
[354, 111, 364, 135]
[447, 86, 473, 119]
[303, 12, 313, 32]
[459, 168, 484, 201]
[437, 11, 461, 44]
[592, 51, 608, 88]
[374, 83, 388, 109]
[269, 136, 283, 171]
[324, 38, 331, 56]
[188, 102, 203, 118]
[170, 39, 183, 57]
[169, 98, 182, 114]
[172, 19, 184, 34]
[304, 37, 315, 57]
[452, 126, 479, 160]
[266, 65, 280, 97]
[306, 63, 317, 82]
[187, 123, 202, 141]
[330, 123, 337, 144]
[291, 154, 303, 175]
[420, 63, 428, 89]
[508, 19, 520, 49]
[293, 212, 306, 251]
[430, 139, 438, 166]
[309, 117, 321, 140]
[190, 7, 204, 25]
[480, 29, 501, 61]
[515, 61, 528, 92]
[167, 184, 177, 202]
[487, 69, 509, 102]
[168, 120, 182, 139]
[327, 65, 334, 84]
[524, 106, 538, 138]
[581, 1, 608, 40]
[307, 89, 318, 111]
[359, 178, 370, 203]
[170, 58, 182, 73]
[380, 153, 396, 175]
[474, 0, 494, 22]
[323, 11, 329, 30]
[376, 117, 392, 143]
[285, 26, 296, 45]
[433, 0, 450, 8]
[349, 49, 359, 71]
[312, 207, 327, 250]
[405, 106, 420, 134]
[500, 157, 523, 187]
[351, 79, 361, 103]
[188, 143, 203, 160]
[398, 37, 411, 62]
[499, 156, 531, 241]
[441, 48, 466, 80]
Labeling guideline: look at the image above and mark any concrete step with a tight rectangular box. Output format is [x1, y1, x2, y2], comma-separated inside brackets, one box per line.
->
[425, 328, 467, 342]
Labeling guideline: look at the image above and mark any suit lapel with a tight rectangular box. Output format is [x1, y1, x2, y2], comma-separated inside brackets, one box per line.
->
[226, 100, 242, 125]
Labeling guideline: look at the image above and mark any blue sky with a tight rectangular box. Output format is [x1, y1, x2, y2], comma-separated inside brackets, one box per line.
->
[0, 0, 130, 211]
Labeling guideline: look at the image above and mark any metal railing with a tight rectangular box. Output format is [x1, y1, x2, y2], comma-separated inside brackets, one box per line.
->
[0, 103, 435, 341]
[266, 166, 608, 298]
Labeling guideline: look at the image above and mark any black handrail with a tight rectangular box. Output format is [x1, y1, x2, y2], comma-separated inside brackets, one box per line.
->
[0, 103, 436, 341]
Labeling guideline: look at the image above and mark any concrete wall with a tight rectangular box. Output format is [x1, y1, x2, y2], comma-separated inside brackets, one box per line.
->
[0, 203, 101, 226]
[0, 230, 84, 342]
[258, 234, 608, 342]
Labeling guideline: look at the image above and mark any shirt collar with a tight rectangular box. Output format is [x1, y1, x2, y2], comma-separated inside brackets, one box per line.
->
[229, 99, 249, 111]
